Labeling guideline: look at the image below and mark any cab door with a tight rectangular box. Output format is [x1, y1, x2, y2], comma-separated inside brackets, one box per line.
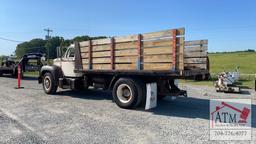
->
[61, 48, 77, 77]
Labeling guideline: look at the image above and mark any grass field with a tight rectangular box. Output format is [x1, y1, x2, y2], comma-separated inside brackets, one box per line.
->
[184, 52, 256, 89]
[208, 52, 256, 74]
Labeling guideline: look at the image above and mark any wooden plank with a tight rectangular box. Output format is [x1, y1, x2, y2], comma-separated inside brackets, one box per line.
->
[92, 51, 111, 58]
[144, 47, 172, 55]
[144, 63, 172, 70]
[184, 58, 207, 64]
[185, 45, 207, 52]
[92, 44, 111, 52]
[184, 63, 207, 69]
[82, 58, 89, 64]
[92, 64, 111, 70]
[115, 64, 136, 70]
[114, 34, 138, 43]
[80, 46, 89, 53]
[143, 39, 172, 48]
[115, 41, 137, 50]
[92, 58, 111, 64]
[115, 56, 137, 63]
[144, 54, 172, 63]
[92, 38, 111, 46]
[80, 41, 89, 47]
[185, 40, 208, 46]
[81, 52, 89, 58]
[143, 28, 184, 39]
[184, 51, 207, 58]
[115, 49, 137, 56]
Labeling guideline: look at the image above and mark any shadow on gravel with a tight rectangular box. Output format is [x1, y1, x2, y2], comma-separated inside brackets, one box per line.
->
[57, 89, 112, 100]
[22, 76, 38, 81]
[150, 97, 256, 128]
[55, 89, 256, 128]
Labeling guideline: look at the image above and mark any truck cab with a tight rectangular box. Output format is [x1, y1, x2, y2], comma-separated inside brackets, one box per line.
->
[53, 45, 83, 78]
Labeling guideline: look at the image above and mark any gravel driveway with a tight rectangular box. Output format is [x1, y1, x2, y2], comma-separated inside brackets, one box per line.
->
[0, 77, 255, 144]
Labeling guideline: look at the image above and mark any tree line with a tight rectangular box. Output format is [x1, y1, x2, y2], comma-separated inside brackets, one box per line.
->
[15, 35, 107, 58]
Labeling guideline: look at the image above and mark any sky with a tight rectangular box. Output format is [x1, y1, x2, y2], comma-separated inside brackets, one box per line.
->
[0, 0, 256, 55]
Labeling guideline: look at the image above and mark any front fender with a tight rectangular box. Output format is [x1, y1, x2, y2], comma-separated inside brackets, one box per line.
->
[38, 65, 63, 86]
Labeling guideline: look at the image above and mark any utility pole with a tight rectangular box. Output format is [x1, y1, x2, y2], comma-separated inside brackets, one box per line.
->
[44, 28, 53, 40]
[44, 28, 53, 64]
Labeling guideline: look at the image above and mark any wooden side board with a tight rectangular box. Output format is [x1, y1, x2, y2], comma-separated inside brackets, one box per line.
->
[184, 40, 208, 70]
[79, 28, 185, 71]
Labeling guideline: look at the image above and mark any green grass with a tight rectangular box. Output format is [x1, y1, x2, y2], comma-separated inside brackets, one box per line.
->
[208, 52, 256, 74]
[23, 71, 39, 77]
[181, 52, 256, 89]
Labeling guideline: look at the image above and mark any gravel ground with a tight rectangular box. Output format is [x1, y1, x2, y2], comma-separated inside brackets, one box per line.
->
[0, 76, 255, 144]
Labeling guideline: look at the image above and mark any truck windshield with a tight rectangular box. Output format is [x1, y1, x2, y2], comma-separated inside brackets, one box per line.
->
[66, 48, 75, 58]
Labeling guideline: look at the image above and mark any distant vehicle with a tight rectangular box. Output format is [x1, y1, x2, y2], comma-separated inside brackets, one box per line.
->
[0, 53, 46, 77]
[38, 28, 210, 109]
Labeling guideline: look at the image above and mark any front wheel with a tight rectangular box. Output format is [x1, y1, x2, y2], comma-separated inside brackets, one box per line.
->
[43, 72, 57, 94]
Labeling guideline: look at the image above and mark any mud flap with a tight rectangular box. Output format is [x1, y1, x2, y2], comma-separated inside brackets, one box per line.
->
[145, 83, 157, 110]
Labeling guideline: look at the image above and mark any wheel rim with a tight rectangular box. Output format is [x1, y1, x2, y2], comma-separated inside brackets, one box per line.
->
[116, 84, 133, 104]
[44, 76, 51, 91]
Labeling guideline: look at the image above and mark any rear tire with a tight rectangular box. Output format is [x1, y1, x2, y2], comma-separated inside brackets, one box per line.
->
[113, 78, 145, 109]
[43, 72, 57, 94]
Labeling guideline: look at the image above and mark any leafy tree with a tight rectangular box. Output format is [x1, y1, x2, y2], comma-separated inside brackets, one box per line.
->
[15, 35, 107, 59]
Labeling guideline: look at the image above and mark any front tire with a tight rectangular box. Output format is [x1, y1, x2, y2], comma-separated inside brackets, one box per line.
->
[113, 78, 145, 109]
[43, 72, 57, 94]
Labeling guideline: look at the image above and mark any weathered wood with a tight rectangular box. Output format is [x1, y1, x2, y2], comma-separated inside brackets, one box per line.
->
[143, 47, 173, 55]
[92, 58, 111, 64]
[80, 41, 90, 47]
[143, 39, 172, 48]
[82, 58, 89, 64]
[184, 63, 207, 69]
[115, 49, 137, 56]
[185, 40, 208, 46]
[115, 34, 138, 43]
[81, 52, 89, 58]
[92, 38, 111, 46]
[144, 55, 172, 63]
[143, 28, 185, 39]
[115, 64, 136, 70]
[92, 44, 111, 52]
[185, 45, 207, 52]
[92, 51, 111, 58]
[92, 64, 110, 70]
[115, 56, 137, 63]
[115, 41, 137, 50]
[80, 46, 89, 53]
[184, 58, 207, 64]
[184, 51, 207, 58]
[144, 63, 172, 70]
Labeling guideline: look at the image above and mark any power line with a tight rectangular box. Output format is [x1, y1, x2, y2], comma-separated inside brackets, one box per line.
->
[0, 36, 24, 43]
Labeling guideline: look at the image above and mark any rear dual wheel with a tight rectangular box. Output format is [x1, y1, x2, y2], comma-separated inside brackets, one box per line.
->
[113, 78, 145, 109]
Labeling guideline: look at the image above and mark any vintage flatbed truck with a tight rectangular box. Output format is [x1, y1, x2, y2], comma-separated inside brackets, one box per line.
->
[38, 28, 209, 109]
